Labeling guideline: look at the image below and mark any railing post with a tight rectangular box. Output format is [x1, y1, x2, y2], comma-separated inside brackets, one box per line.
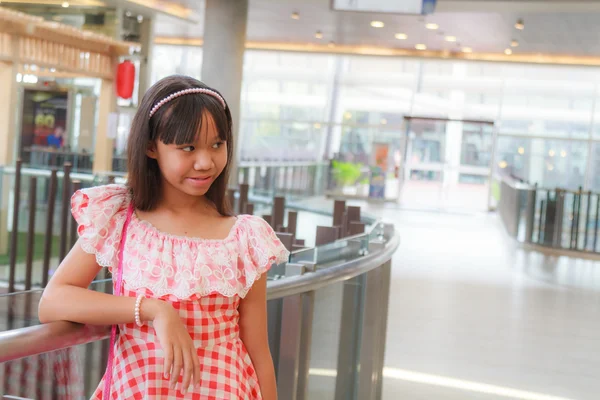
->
[357, 241, 390, 400]
[553, 189, 565, 248]
[296, 262, 316, 400]
[276, 263, 307, 400]
[59, 162, 72, 262]
[42, 169, 58, 288]
[24, 176, 37, 291]
[584, 191, 592, 251]
[8, 159, 22, 293]
[70, 181, 82, 248]
[525, 185, 537, 243]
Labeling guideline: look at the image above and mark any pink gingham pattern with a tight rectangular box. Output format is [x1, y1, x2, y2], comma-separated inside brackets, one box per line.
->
[71, 185, 290, 399]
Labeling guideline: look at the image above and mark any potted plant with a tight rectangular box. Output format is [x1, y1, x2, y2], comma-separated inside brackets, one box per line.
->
[331, 160, 362, 195]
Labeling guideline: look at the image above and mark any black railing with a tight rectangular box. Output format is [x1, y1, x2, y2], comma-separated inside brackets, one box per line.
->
[498, 175, 600, 254]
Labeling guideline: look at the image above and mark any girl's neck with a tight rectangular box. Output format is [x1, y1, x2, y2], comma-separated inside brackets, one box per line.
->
[156, 183, 215, 215]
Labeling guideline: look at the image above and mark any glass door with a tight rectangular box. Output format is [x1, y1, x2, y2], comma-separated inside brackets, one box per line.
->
[400, 117, 494, 211]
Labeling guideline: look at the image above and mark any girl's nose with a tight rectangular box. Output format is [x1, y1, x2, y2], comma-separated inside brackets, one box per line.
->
[193, 150, 214, 171]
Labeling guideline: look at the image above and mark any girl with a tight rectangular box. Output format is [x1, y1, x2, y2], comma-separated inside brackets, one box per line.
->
[38, 75, 289, 399]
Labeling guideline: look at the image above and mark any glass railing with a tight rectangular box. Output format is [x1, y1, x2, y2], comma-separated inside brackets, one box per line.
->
[0, 220, 398, 400]
[496, 174, 600, 254]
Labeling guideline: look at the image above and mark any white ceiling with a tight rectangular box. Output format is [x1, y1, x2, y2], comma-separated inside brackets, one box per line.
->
[150, 0, 600, 56]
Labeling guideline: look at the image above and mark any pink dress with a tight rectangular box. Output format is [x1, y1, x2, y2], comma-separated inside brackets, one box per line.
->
[71, 184, 290, 400]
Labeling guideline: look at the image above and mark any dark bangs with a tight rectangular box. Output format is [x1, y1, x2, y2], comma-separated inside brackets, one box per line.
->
[150, 92, 231, 145]
[127, 75, 234, 214]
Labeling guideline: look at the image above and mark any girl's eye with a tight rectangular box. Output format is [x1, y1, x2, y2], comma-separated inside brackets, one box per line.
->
[181, 146, 195, 152]
[212, 142, 224, 149]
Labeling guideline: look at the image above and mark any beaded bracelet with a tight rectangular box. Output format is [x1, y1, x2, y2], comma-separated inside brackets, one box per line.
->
[135, 295, 145, 327]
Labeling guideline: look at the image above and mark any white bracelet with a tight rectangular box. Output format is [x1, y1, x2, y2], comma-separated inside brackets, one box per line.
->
[134, 295, 145, 327]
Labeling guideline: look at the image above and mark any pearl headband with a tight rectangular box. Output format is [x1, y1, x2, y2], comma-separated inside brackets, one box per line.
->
[148, 88, 226, 118]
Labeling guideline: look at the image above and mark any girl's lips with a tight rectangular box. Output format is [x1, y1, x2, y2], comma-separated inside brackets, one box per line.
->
[186, 176, 213, 186]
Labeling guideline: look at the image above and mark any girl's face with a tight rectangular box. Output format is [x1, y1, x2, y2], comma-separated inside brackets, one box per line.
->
[147, 112, 228, 198]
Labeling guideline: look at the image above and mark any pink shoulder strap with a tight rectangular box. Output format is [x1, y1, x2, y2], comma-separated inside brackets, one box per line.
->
[103, 203, 134, 400]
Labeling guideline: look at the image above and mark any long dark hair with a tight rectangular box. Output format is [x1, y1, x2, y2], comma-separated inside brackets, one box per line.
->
[126, 75, 233, 215]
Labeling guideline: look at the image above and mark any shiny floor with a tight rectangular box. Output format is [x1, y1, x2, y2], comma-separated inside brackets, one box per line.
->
[376, 205, 598, 400]
[303, 198, 600, 400]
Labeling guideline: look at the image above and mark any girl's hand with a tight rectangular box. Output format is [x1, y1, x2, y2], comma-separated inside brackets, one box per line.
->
[145, 299, 200, 394]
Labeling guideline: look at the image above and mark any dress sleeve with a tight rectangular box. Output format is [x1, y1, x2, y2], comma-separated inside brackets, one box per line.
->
[245, 215, 290, 271]
[236, 215, 290, 296]
[70, 184, 130, 270]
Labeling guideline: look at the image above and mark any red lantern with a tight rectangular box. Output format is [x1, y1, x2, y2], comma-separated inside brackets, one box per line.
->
[116, 60, 135, 99]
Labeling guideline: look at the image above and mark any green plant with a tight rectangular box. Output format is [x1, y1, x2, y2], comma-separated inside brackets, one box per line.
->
[332, 160, 362, 187]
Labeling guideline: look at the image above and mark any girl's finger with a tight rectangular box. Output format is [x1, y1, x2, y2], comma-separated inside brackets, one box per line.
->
[181, 348, 194, 394]
[163, 343, 173, 380]
[192, 347, 201, 387]
[170, 346, 183, 390]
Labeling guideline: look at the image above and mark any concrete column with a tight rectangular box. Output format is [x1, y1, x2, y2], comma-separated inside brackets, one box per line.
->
[201, 0, 249, 184]
[92, 78, 117, 174]
[0, 39, 19, 166]
[137, 17, 155, 98]
[0, 37, 19, 255]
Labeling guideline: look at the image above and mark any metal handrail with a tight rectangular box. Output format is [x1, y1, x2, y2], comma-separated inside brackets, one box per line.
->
[268, 234, 399, 299]
[0, 231, 397, 363]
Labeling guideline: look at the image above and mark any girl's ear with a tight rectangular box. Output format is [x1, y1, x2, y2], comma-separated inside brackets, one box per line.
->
[146, 141, 158, 159]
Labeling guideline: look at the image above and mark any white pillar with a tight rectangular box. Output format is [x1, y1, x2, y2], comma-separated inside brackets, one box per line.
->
[138, 17, 155, 97]
[0, 38, 19, 254]
[92, 78, 116, 174]
[0, 40, 19, 166]
[201, 0, 249, 183]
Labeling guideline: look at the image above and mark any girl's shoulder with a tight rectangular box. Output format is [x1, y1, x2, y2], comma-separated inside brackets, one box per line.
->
[71, 183, 131, 217]
[71, 184, 131, 268]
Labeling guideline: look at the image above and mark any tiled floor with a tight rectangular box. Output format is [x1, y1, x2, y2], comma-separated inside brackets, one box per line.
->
[300, 197, 600, 400]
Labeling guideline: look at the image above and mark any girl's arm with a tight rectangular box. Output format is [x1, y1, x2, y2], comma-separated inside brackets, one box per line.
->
[38, 239, 163, 325]
[39, 239, 202, 394]
[239, 274, 277, 400]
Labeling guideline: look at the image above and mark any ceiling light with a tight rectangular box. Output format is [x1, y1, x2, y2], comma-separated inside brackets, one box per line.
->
[549, 149, 555, 157]
[125, 11, 132, 17]
[425, 23, 439, 30]
[518, 147, 525, 155]
[561, 150, 567, 158]
[415, 44, 427, 50]
[504, 48, 512, 55]
[511, 39, 519, 47]
[547, 164, 554, 171]
[137, 15, 144, 23]
[515, 19, 524, 30]
[315, 31, 323, 39]
[395, 33, 408, 40]
[291, 12, 300, 20]
[313, 123, 321, 129]
[62, 1, 69, 7]
[498, 161, 508, 169]
[371, 21, 385, 28]
[462, 47, 473, 53]
[381, 119, 387, 125]
[344, 112, 352, 119]
[445, 36, 457, 42]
